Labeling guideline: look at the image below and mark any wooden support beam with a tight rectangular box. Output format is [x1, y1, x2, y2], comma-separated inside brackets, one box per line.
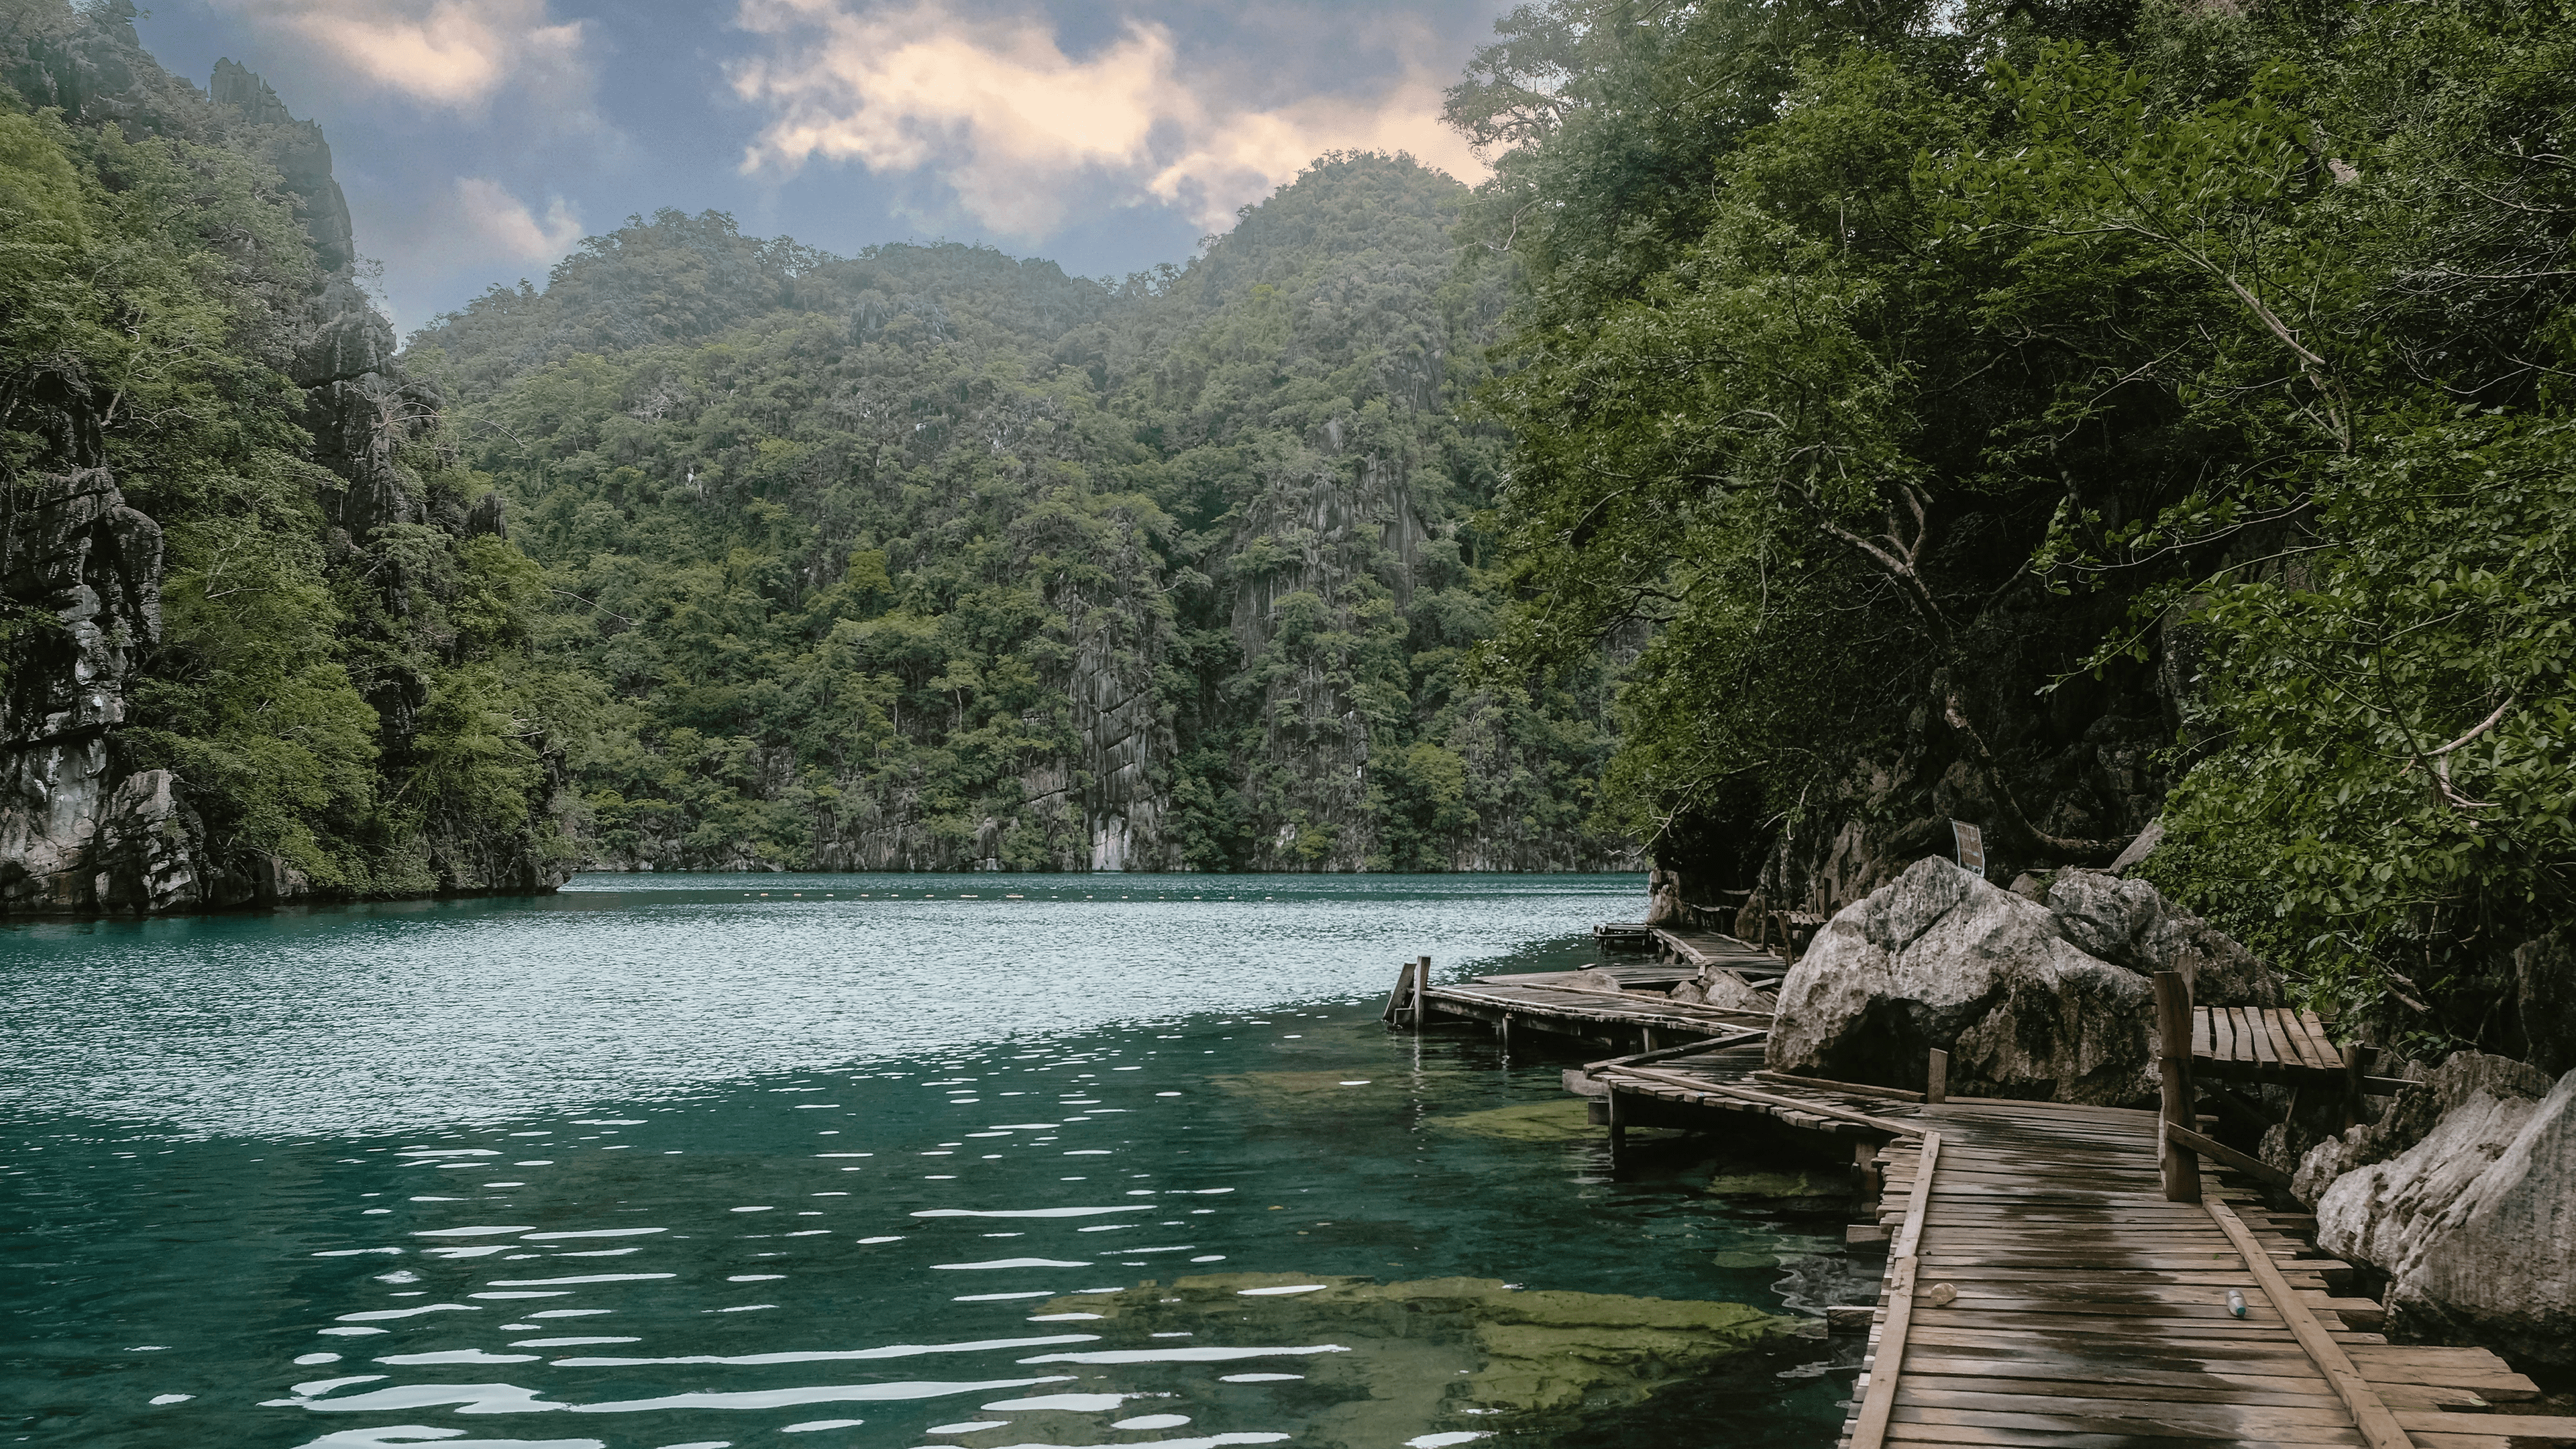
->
[2168, 1122, 2295, 1190]
[2156, 971, 2202, 1203]
[1927, 1048, 1948, 1104]
[2204, 1197, 2413, 1449]
[1849, 1132, 1942, 1449]
[1754, 1070, 1925, 1102]
[1411, 955, 1429, 1034]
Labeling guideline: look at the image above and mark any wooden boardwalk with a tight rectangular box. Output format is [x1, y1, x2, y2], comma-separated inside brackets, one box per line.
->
[1843, 1099, 2561, 1448]
[1552, 1042, 2567, 1448]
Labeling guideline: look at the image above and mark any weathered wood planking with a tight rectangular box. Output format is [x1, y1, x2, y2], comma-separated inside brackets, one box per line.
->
[1649, 925, 1788, 978]
[1419, 973, 1773, 1055]
[1831, 1099, 2544, 1449]
[2191, 1005, 2371, 1086]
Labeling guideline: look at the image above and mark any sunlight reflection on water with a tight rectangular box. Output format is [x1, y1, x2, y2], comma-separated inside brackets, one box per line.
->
[0, 872, 1634, 1137]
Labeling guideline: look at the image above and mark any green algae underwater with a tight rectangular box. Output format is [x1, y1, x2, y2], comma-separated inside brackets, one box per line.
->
[3, 873, 1869, 1448]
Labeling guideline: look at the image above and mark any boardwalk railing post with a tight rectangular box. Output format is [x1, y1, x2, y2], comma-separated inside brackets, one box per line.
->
[2155, 969, 2202, 1202]
[1411, 955, 1430, 1034]
[1925, 1048, 1947, 1104]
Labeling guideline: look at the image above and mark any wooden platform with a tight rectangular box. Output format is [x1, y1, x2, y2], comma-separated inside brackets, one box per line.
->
[1575, 1039, 1917, 1142]
[1418, 971, 1772, 1054]
[1837, 1100, 2559, 1449]
[1650, 926, 1788, 980]
[1596, 920, 1656, 951]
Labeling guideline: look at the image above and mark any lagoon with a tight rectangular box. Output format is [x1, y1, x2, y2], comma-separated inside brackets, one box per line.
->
[3, 873, 1861, 1448]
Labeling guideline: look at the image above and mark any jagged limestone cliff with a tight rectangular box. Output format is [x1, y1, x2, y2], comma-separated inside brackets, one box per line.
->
[0, 1, 575, 912]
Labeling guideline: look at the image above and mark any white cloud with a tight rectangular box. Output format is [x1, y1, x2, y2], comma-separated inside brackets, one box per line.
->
[211, 0, 589, 110]
[727, 0, 1487, 237]
[453, 177, 585, 264]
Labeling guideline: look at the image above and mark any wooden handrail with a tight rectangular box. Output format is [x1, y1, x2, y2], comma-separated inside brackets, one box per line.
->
[1847, 1131, 1942, 1449]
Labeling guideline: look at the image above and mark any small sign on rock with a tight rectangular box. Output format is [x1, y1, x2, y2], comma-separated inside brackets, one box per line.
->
[1951, 820, 1985, 878]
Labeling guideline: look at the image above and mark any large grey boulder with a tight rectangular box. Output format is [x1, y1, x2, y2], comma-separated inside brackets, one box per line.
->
[2292, 1051, 2555, 1203]
[1768, 857, 2157, 1105]
[2045, 869, 2282, 1006]
[2312, 1064, 2576, 1366]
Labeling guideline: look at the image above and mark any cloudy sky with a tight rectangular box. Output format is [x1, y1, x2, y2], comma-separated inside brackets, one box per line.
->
[134, 0, 1508, 339]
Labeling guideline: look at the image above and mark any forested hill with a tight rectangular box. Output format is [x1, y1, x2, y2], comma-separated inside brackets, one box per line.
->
[0, 2, 1620, 909]
[409, 160, 1622, 873]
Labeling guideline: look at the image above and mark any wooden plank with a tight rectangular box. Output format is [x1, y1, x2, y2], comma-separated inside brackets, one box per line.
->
[2395, 1413, 2576, 1442]
[2277, 1010, 2318, 1067]
[2193, 1008, 2216, 1058]
[2203, 1197, 2411, 1449]
[1893, 1132, 1941, 1258]
[1602, 1063, 1924, 1136]
[1756, 1069, 1927, 1102]
[1850, 1256, 1922, 1449]
[2278, 1009, 2330, 1071]
[1894, 1386, 2366, 1431]
[1885, 1392, 2359, 1433]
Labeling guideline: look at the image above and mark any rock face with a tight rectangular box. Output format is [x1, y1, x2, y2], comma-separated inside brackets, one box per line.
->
[2292, 1052, 2556, 1203]
[0, 470, 165, 911]
[2043, 868, 2282, 1006]
[2310, 1061, 2576, 1366]
[1767, 857, 2159, 1104]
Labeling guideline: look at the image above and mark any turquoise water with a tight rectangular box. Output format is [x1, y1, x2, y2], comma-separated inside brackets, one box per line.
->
[2, 873, 1864, 1448]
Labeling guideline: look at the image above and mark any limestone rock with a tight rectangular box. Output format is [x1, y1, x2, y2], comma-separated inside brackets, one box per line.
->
[1767, 856, 2157, 1104]
[292, 272, 394, 386]
[2044, 868, 2281, 1006]
[2313, 1065, 2576, 1366]
[89, 769, 206, 912]
[0, 470, 165, 912]
[1646, 864, 1687, 927]
[2293, 1051, 2555, 1203]
[1673, 971, 1773, 1012]
[2106, 817, 2165, 875]
[1569, 967, 1627, 994]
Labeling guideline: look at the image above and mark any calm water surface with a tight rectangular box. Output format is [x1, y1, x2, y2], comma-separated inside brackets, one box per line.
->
[3, 873, 1865, 1448]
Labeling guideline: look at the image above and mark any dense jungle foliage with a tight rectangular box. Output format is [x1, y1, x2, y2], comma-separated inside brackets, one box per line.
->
[1454, 0, 2575, 1049]
[411, 158, 1623, 873]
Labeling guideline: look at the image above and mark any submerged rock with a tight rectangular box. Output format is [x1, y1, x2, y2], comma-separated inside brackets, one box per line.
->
[1432, 1098, 1599, 1142]
[1040, 1272, 1795, 1442]
[2311, 1064, 2576, 1366]
[1767, 857, 2157, 1104]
